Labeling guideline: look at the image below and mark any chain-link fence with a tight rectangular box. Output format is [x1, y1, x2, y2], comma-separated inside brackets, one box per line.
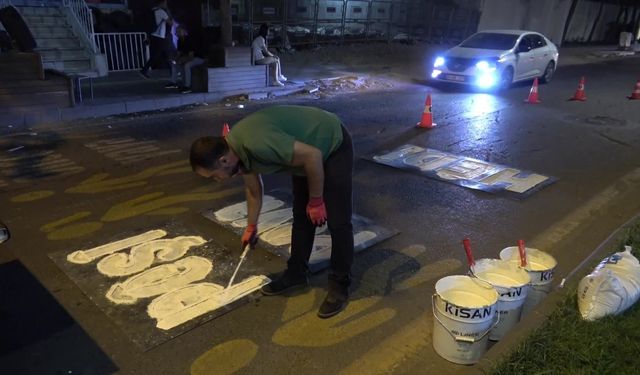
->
[201, 0, 480, 48]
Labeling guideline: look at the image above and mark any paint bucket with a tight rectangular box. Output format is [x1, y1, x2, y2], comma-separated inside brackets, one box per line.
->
[500, 247, 557, 316]
[470, 259, 530, 341]
[432, 275, 499, 365]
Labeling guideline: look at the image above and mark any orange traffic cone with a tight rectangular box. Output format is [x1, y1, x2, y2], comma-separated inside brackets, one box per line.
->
[569, 76, 587, 101]
[417, 94, 436, 128]
[628, 80, 640, 100]
[222, 123, 230, 137]
[524, 78, 541, 104]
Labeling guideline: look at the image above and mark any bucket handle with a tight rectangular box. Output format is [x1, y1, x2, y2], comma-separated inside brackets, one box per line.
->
[432, 294, 500, 344]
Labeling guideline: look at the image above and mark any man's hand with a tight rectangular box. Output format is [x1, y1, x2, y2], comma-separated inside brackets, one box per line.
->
[306, 197, 327, 226]
[242, 224, 258, 249]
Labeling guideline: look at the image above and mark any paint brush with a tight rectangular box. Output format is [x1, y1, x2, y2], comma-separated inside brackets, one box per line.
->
[226, 243, 251, 289]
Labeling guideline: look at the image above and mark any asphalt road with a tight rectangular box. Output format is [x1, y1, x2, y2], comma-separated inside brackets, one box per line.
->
[1, 55, 640, 375]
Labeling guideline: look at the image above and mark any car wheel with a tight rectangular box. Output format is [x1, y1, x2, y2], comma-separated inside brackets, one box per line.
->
[540, 61, 555, 83]
[500, 67, 513, 89]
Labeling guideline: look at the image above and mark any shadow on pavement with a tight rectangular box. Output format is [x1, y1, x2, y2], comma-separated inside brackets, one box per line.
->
[0, 260, 117, 375]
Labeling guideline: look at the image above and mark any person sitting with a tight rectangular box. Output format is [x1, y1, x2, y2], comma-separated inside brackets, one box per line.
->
[169, 25, 206, 93]
[252, 23, 287, 87]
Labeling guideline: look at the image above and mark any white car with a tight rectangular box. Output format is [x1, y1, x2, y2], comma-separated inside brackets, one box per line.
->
[430, 30, 559, 89]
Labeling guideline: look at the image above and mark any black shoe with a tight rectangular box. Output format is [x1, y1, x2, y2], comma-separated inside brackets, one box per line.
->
[138, 70, 150, 79]
[164, 83, 179, 89]
[317, 278, 349, 318]
[317, 287, 349, 319]
[261, 269, 309, 296]
[180, 87, 192, 94]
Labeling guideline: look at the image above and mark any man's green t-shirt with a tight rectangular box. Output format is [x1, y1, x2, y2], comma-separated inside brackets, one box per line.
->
[225, 105, 343, 175]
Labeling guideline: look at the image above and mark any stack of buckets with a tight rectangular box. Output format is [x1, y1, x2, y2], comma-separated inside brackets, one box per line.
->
[432, 239, 557, 365]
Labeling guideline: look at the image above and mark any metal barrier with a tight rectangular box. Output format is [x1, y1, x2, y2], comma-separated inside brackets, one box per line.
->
[94, 32, 149, 71]
[62, 0, 96, 52]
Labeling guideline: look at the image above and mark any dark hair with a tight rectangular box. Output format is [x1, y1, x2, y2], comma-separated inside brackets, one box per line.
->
[189, 136, 229, 171]
[258, 23, 269, 39]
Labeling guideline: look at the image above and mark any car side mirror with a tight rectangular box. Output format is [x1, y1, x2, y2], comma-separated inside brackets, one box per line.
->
[0, 221, 9, 244]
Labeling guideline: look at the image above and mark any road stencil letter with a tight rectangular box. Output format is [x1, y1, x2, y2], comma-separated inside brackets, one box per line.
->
[67, 229, 167, 264]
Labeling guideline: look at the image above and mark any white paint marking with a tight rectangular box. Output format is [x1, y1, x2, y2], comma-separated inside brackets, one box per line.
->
[97, 236, 206, 277]
[479, 168, 549, 193]
[231, 208, 292, 233]
[147, 276, 270, 330]
[67, 229, 167, 264]
[403, 150, 458, 171]
[373, 145, 425, 163]
[214, 196, 283, 222]
[106, 256, 213, 304]
[436, 159, 503, 181]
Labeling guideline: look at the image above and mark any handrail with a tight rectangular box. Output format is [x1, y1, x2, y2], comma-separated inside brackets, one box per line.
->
[62, 0, 96, 52]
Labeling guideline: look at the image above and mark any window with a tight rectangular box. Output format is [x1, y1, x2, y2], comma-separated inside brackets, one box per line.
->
[327, 7, 336, 13]
[353, 7, 362, 13]
[518, 37, 532, 52]
[460, 32, 519, 50]
[529, 34, 547, 49]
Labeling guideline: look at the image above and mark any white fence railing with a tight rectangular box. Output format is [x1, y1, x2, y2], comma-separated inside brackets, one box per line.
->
[62, 0, 96, 52]
[94, 32, 149, 71]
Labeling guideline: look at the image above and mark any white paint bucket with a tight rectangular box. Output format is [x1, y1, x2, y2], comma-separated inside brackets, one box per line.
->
[432, 275, 499, 365]
[500, 247, 557, 316]
[470, 259, 530, 341]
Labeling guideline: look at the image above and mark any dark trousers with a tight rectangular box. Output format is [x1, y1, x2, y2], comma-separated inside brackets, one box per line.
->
[141, 34, 175, 73]
[288, 126, 354, 285]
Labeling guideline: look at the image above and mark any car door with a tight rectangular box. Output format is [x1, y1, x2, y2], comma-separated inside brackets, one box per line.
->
[514, 35, 537, 80]
[529, 34, 552, 75]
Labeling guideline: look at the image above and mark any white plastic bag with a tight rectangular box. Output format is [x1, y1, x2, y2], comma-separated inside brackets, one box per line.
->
[577, 246, 640, 321]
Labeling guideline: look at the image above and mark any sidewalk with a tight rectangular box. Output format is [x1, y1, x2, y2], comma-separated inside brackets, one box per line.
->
[1, 42, 635, 128]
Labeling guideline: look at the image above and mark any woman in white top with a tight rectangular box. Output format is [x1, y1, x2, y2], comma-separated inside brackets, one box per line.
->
[252, 24, 287, 87]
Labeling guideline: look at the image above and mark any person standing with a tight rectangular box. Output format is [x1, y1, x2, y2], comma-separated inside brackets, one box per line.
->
[189, 105, 354, 318]
[139, 0, 175, 83]
[252, 23, 287, 87]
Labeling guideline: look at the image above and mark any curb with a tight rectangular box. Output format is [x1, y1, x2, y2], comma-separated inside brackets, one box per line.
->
[0, 83, 307, 128]
[461, 213, 640, 375]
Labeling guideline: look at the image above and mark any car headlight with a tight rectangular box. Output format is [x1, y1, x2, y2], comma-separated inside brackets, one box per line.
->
[434, 56, 445, 68]
[475, 60, 496, 71]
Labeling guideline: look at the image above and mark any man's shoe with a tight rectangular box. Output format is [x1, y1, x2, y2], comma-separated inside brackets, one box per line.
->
[165, 83, 179, 89]
[278, 75, 287, 82]
[271, 80, 284, 87]
[261, 269, 309, 296]
[317, 289, 348, 319]
[180, 87, 192, 94]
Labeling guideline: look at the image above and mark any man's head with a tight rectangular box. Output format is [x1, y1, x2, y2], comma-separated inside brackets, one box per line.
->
[176, 25, 187, 38]
[190, 136, 241, 181]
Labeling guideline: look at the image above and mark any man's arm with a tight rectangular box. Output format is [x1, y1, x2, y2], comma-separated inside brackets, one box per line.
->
[243, 173, 264, 225]
[291, 141, 324, 198]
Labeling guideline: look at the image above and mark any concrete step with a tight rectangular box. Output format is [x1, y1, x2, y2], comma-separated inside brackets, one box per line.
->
[43, 59, 92, 73]
[30, 26, 75, 39]
[22, 15, 68, 26]
[38, 48, 88, 61]
[37, 37, 82, 49]
[16, 6, 61, 17]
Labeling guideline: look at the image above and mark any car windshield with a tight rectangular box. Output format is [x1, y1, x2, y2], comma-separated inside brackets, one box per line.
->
[459, 33, 519, 50]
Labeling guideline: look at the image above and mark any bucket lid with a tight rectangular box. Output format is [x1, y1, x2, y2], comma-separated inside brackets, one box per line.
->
[471, 258, 531, 288]
[435, 275, 498, 308]
[499, 247, 557, 271]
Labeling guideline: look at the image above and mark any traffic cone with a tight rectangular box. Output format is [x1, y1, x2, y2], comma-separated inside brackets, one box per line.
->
[628, 80, 640, 100]
[417, 94, 436, 128]
[569, 76, 587, 101]
[222, 123, 230, 137]
[524, 78, 541, 104]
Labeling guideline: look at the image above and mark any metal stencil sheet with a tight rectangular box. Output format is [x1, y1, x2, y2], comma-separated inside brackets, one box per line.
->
[369, 145, 555, 199]
[202, 190, 397, 273]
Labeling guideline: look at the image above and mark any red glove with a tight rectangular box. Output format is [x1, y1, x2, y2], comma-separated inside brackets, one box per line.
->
[241, 224, 258, 249]
[306, 197, 327, 226]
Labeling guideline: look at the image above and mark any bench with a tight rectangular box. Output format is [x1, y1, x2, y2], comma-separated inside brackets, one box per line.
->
[191, 46, 269, 93]
[0, 52, 74, 110]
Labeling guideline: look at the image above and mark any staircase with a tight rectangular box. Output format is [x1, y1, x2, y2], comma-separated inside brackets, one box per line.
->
[15, 4, 106, 77]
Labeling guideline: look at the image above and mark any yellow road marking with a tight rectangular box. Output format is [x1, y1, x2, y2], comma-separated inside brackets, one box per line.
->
[11, 190, 55, 203]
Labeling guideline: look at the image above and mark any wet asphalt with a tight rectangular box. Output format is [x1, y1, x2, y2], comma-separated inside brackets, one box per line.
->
[1, 56, 640, 374]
